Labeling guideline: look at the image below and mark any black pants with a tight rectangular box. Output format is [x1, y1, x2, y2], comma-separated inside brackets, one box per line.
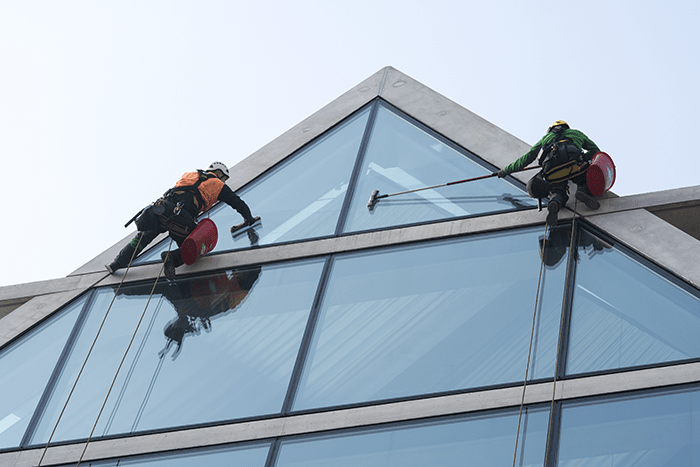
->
[549, 171, 591, 207]
[114, 205, 194, 269]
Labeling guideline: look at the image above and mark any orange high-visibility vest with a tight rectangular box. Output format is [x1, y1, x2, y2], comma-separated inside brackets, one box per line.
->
[174, 171, 224, 212]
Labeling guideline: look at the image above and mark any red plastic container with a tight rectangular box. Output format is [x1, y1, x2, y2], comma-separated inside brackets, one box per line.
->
[586, 152, 616, 196]
[181, 218, 218, 265]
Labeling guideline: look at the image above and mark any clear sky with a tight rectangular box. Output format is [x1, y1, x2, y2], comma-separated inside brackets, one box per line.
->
[1, 1, 698, 287]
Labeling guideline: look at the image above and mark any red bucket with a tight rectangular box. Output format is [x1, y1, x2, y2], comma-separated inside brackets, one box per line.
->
[586, 152, 616, 196]
[181, 218, 218, 265]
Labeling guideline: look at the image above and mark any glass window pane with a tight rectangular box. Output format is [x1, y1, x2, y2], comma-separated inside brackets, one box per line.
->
[342, 105, 536, 233]
[135, 107, 371, 264]
[58, 442, 270, 467]
[566, 227, 700, 375]
[30, 260, 325, 444]
[293, 227, 567, 411]
[0, 294, 87, 449]
[558, 389, 700, 466]
[276, 408, 549, 467]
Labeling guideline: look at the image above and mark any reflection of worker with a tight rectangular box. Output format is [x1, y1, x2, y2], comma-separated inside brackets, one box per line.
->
[106, 162, 256, 280]
[539, 226, 612, 267]
[119, 267, 261, 356]
[161, 266, 261, 356]
[498, 121, 602, 226]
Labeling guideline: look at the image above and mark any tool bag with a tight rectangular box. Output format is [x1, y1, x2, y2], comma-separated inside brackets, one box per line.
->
[539, 130, 590, 183]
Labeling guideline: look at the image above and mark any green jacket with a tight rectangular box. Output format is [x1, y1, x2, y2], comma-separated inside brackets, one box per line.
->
[504, 129, 600, 175]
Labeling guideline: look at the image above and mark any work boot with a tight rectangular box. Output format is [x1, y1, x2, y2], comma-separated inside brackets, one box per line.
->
[575, 189, 600, 210]
[105, 262, 120, 274]
[546, 200, 560, 227]
[161, 251, 177, 281]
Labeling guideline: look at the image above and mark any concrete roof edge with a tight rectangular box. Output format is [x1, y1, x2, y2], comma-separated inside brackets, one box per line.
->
[0, 272, 105, 303]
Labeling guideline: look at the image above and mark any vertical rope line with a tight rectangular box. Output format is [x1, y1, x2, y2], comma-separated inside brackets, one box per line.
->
[543, 198, 580, 467]
[512, 221, 550, 467]
[75, 241, 173, 467]
[36, 235, 144, 467]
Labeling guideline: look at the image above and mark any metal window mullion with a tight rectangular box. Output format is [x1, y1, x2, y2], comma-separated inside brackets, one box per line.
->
[20, 288, 98, 448]
[281, 255, 335, 414]
[263, 439, 282, 467]
[556, 220, 581, 379]
[333, 99, 380, 235]
[544, 401, 563, 467]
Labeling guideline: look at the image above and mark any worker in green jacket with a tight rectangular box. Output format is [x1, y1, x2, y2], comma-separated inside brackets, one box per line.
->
[497, 120, 601, 226]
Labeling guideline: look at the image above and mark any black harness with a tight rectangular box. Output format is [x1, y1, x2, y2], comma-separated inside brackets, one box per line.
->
[538, 129, 589, 183]
[132, 170, 215, 237]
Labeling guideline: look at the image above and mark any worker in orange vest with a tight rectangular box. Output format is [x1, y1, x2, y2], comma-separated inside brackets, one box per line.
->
[106, 161, 256, 279]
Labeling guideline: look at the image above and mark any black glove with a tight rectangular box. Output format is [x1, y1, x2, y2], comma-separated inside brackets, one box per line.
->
[496, 169, 508, 178]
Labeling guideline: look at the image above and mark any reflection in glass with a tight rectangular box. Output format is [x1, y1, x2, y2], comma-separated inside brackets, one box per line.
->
[58, 442, 270, 467]
[276, 407, 549, 467]
[566, 227, 700, 375]
[293, 228, 566, 411]
[30, 260, 325, 444]
[135, 107, 371, 264]
[0, 295, 87, 449]
[558, 389, 700, 466]
[342, 105, 535, 233]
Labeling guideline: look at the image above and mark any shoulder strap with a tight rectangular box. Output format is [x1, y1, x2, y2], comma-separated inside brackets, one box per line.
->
[164, 170, 214, 208]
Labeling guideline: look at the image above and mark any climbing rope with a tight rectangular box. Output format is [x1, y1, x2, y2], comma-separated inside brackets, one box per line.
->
[511, 197, 580, 467]
[511, 220, 549, 467]
[36, 237, 173, 467]
[75, 241, 173, 467]
[543, 198, 579, 467]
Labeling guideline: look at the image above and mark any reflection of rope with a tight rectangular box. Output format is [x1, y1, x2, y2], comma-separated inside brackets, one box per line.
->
[74, 240, 174, 467]
[36, 235, 144, 467]
[131, 350, 166, 432]
[512, 198, 581, 467]
[101, 297, 167, 435]
[511, 221, 549, 467]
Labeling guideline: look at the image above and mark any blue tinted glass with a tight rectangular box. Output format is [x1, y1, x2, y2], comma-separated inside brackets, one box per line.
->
[61, 443, 270, 467]
[566, 227, 700, 375]
[0, 295, 86, 449]
[30, 260, 324, 444]
[342, 105, 535, 233]
[293, 227, 566, 411]
[135, 108, 371, 264]
[276, 407, 548, 467]
[558, 389, 700, 466]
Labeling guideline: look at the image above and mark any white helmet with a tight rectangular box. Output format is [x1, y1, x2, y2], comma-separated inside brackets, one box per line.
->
[207, 161, 229, 178]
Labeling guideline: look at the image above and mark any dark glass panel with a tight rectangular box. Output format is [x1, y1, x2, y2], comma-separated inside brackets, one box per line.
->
[276, 408, 548, 467]
[293, 227, 566, 411]
[30, 260, 324, 444]
[558, 389, 700, 466]
[566, 227, 700, 375]
[342, 105, 535, 233]
[0, 294, 87, 449]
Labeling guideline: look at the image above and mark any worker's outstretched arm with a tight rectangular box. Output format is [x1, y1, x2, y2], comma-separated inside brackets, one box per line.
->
[218, 185, 255, 223]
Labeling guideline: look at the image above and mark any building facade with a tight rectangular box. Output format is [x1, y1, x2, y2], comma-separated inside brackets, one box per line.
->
[1, 67, 700, 467]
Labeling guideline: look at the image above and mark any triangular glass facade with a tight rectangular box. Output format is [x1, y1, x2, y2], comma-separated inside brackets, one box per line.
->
[1, 72, 699, 466]
[135, 100, 534, 264]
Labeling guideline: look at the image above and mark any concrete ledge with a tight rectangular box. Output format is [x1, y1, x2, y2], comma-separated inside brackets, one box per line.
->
[0, 273, 103, 303]
[587, 208, 700, 289]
